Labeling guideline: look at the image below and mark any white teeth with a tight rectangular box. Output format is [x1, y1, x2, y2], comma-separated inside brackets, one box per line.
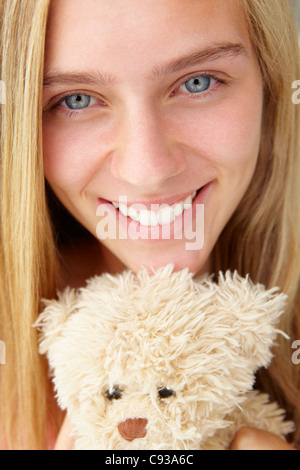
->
[118, 202, 128, 216]
[112, 190, 198, 226]
[139, 210, 159, 226]
[158, 205, 175, 225]
[127, 206, 140, 221]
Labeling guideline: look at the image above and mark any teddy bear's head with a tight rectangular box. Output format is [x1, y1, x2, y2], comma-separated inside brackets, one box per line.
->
[36, 265, 287, 450]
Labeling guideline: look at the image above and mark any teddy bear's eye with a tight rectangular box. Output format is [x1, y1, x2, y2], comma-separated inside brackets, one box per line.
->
[158, 387, 176, 399]
[106, 385, 123, 400]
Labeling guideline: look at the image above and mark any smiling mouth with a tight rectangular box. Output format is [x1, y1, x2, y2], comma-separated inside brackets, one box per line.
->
[104, 188, 203, 227]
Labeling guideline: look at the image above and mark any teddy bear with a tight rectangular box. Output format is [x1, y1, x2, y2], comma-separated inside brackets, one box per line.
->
[35, 264, 294, 450]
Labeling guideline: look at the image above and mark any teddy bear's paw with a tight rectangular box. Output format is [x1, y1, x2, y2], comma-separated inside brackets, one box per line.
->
[201, 390, 295, 450]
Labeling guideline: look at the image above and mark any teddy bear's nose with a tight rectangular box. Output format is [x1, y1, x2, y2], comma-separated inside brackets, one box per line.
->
[118, 418, 148, 441]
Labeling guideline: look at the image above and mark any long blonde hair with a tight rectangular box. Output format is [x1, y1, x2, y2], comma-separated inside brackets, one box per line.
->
[0, 0, 299, 449]
[213, 0, 300, 442]
[0, 0, 57, 449]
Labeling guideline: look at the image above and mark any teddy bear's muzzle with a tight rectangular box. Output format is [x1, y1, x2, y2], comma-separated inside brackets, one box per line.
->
[118, 418, 148, 441]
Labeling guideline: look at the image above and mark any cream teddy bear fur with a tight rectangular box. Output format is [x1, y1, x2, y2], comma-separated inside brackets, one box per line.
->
[36, 265, 294, 450]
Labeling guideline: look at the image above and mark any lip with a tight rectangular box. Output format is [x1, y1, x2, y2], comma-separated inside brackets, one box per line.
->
[100, 189, 201, 210]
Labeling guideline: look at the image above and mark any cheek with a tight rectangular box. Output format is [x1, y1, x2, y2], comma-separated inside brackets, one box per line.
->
[42, 118, 110, 190]
[213, 96, 263, 172]
[172, 87, 263, 178]
[43, 123, 82, 189]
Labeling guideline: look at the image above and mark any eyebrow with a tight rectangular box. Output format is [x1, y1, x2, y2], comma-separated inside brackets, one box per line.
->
[150, 42, 249, 80]
[43, 70, 117, 88]
[43, 42, 248, 88]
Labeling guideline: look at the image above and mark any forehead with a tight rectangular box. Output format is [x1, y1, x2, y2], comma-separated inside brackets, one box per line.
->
[45, 0, 251, 77]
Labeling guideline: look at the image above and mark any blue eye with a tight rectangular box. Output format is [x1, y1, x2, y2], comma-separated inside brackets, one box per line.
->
[182, 76, 215, 94]
[63, 94, 91, 110]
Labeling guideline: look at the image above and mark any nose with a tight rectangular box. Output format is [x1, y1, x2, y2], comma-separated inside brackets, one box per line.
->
[118, 418, 148, 441]
[110, 100, 186, 190]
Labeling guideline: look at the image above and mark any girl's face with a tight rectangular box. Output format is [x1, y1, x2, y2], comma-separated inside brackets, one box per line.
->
[43, 0, 263, 275]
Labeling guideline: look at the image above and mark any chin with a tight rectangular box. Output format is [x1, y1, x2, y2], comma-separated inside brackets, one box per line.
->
[112, 241, 212, 277]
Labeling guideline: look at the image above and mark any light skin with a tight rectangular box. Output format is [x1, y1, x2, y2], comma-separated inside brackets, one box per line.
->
[43, 0, 295, 450]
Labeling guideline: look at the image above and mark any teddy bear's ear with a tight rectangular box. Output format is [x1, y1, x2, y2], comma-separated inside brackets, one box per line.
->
[214, 271, 288, 369]
[34, 286, 79, 355]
